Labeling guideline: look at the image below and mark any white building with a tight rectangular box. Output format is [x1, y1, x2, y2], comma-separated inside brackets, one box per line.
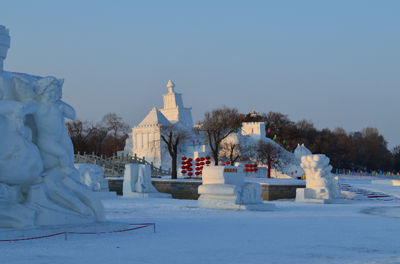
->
[125, 80, 200, 168]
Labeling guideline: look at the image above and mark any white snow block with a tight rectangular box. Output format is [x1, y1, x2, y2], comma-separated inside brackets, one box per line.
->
[201, 166, 244, 185]
[198, 166, 275, 211]
[372, 180, 400, 186]
[295, 155, 343, 204]
[123, 164, 171, 198]
[74, 163, 117, 199]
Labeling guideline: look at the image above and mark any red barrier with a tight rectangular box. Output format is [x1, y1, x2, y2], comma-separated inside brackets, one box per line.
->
[0, 223, 155, 242]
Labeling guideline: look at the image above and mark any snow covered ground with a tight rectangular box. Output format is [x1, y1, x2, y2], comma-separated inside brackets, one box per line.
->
[2, 178, 400, 264]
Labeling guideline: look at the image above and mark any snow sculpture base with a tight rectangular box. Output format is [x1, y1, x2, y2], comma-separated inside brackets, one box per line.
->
[123, 164, 171, 198]
[198, 166, 275, 211]
[295, 188, 339, 204]
[295, 154, 342, 204]
[27, 184, 99, 226]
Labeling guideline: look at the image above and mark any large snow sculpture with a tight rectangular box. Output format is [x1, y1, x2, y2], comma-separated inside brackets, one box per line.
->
[198, 166, 275, 210]
[0, 25, 104, 227]
[123, 164, 171, 198]
[296, 154, 342, 203]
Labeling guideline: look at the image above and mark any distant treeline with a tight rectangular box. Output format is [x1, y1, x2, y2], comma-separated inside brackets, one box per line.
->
[66, 113, 129, 157]
[66, 111, 400, 172]
[242, 111, 400, 172]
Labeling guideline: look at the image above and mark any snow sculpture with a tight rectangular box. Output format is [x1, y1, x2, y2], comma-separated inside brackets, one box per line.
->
[198, 166, 275, 210]
[123, 164, 171, 198]
[75, 164, 117, 198]
[294, 144, 312, 161]
[296, 154, 342, 203]
[0, 25, 104, 227]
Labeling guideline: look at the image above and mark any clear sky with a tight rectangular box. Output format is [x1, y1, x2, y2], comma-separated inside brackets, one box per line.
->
[2, 0, 399, 148]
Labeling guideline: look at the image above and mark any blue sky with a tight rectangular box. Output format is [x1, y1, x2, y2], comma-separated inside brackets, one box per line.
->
[2, 0, 399, 147]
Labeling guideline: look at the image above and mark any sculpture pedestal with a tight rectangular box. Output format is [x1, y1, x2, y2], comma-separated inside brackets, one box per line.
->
[198, 166, 275, 211]
[27, 184, 98, 226]
[295, 188, 336, 204]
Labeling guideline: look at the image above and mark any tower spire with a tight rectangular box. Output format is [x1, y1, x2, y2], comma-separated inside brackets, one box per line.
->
[167, 80, 175, 94]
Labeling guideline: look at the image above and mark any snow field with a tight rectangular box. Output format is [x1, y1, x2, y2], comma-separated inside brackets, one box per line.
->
[2, 192, 400, 264]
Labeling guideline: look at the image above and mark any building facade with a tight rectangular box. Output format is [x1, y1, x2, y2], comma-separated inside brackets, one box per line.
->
[125, 80, 197, 168]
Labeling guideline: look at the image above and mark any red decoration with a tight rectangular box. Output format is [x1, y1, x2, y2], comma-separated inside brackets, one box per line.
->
[181, 170, 187, 174]
[206, 156, 211, 160]
[205, 161, 211, 165]
[182, 157, 187, 160]
[188, 172, 193, 176]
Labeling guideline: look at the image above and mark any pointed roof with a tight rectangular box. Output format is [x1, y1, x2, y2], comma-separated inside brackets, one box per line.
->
[137, 107, 171, 127]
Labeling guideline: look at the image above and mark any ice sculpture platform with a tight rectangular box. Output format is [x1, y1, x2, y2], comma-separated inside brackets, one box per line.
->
[198, 166, 275, 211]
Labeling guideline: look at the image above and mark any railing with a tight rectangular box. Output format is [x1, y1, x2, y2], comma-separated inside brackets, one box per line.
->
[74, 153, 171, 178]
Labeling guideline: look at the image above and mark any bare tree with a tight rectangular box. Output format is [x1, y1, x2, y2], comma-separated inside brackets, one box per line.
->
[198, 107, 242, 165]
[66, 113, 129, 157]
[255, 140, 290, 178]
[160, 124, 189, 179]
[101, 113, 129, 156]
[220, 141, 241, 165]
[219, 135, 252, 165]
[66, 120, 100, 154]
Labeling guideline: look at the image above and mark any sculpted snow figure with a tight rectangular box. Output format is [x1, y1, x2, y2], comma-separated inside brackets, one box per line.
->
[296, 154, 342, 203]
[0, 25, 104, 227]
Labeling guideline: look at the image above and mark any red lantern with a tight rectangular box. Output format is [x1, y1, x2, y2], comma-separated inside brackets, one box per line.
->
[188, 172, 193, 176]
[206, 156, 211, 160]
[181, 170, 187, 174]
[182, 157, 187, 160]
[205, 161, 211, 165]
[187, 168, 193, 171]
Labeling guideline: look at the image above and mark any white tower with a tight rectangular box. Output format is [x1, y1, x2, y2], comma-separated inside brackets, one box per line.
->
[160, 80, 193, 127]
[0, 25, 10, 72]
